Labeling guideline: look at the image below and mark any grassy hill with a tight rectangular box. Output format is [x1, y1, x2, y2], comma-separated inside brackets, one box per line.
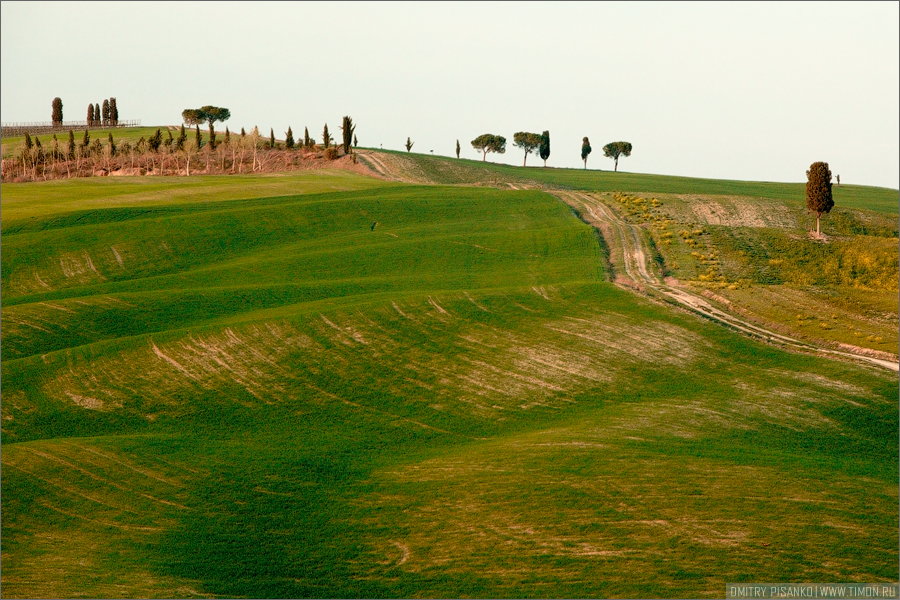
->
[2, 166, 897, 598]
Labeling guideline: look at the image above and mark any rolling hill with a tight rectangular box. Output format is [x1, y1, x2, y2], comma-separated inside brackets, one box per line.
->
[2, 158, 897, 598]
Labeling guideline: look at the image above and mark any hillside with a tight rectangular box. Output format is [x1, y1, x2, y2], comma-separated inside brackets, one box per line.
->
[1, 164, 897, 598]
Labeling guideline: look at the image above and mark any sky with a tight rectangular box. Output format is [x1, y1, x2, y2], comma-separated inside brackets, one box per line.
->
[2, 1, 898, 189]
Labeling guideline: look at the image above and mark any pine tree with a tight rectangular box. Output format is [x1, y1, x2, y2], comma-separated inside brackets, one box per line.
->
[581, 137, 592, 169]
[102, 100, 110, 126]
[109, 97, 118, 125]
[285, 127, 295, 149]
[52, 97, 64, 126]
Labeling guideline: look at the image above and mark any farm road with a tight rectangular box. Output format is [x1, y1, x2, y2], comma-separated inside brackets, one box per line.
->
[555, 190, 899, 372]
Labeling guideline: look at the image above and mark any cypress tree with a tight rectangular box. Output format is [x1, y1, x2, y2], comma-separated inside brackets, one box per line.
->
[285, 127, 295, 149]
[241, 127, 246, 139]
[581, 137, 592, 169]
[108, 133, 116, 156]
[82, 129, 90, 149]
[52, 97, 64, 126]
[354, 134, 358, 148]
[109, 98, 118, 125]
[539, 131, 550, 167]
[176, 125, 186, 151]
[102, 100, 110, 126]
[224, 127, 230, 146]
[270, 128, 275, 148]
[806, 161, 834, 235]
[149, 128, 162, 152]
[322, 124, 330, 148]
[340, 116, 355, 154]
[165, 130, 174, 147]
[304, 127, 311, 148]
[24, 133, 33, 150]
[195, 125, 202, 149]
[456, 139, 461, 159]
[209, 127, 217, 150]
[87, 103, 95, 126]
[95, 104, 101, 126]
[67, 130, 75, 159]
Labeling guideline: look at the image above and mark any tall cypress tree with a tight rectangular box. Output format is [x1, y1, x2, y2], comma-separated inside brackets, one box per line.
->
[340, 116, 355, 154]
[270, 128, 275, 148]
[539, 130, 550, 167]
[195, 125, 202, 149]
[224, 127, 230, 146]
[67, 130, 75, 159]
[304, 127, 311, 148]
[176, 125, 186, 151]
[94, 104, 101, 126]
[108, 133, 116, 156]
[322, 124, 330, 148]
[109, 97, 118, 125]
[87, 104, 95, 126]
[52, 97, 64, 126]
[102, 100, 110, 126]
[456, 139, 461, 159]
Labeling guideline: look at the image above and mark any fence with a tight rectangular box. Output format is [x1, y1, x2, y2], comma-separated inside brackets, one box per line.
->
[1, 120, 142, 138]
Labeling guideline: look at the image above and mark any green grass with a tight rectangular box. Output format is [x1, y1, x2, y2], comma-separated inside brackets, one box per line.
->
[2, 170, 897, 598]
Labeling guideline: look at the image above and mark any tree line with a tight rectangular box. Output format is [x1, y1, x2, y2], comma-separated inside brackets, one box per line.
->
[2, 112, 361, 182]
[50, 97, 120, 127]
[460, 131, 632, 171]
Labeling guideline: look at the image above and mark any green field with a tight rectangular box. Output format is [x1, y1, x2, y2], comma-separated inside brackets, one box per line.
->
[2, 166, 897, 598]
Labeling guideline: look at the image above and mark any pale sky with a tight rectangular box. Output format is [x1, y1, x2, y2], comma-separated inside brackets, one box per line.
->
[2, 1, 898, 189]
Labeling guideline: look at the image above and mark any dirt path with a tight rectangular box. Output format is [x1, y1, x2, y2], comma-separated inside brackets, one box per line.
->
[556, 190, 898, 372]
[354, 151, 898, 372]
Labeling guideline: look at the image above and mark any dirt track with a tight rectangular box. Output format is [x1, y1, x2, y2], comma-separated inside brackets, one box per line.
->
[355, 151, 899, 372]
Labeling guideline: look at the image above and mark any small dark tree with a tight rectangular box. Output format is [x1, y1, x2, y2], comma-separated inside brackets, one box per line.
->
[513, 131, 542, 167]
[87, 103, 95, 126]
[806, 161, 834, 236]
[471, 134, 506, 161]
[539, 130, 550, 167]
[322, 124, 331, 148]
[23, 132, 33, 151]
[149, 128, 163, 152]
[341, 116, 355, 154]
[165, 130, 174, 147]
[107, 133, 116, 156]
[82, 129, 90, 152]
[304, 127, 311, 148]
[102, 99, 110, 126]
[223, 127, 230, 146]
[94, 104, 100, 126]
[176, 125, 187, 151]
[195, 125, 202, 149]
[285, 127, 295, 149]
[67, 130, 75, 159]
[581, 137, 592, 169]
[109, 97, 118, 125]
[354, 134, 358, 148]
[405, 137, 414, 152]
[52, 97, 63, 126]
[456, 139, 461, 159]
[270, 128, 276, 148]
[602, 141, 632, 172]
